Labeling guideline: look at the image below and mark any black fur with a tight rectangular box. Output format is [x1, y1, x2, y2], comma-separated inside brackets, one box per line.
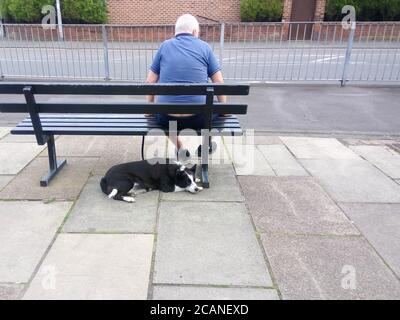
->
[100, 158, 197, 201]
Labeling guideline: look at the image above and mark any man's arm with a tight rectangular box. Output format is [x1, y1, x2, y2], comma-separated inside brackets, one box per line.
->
[210, 71, 227, 103]
[146, 70, 159, 103]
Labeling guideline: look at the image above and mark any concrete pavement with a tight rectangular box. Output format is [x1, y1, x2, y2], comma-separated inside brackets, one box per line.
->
[0, 127, 399, 299]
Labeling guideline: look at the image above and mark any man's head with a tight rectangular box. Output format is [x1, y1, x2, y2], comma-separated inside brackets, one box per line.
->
[175, 14, 200, 38]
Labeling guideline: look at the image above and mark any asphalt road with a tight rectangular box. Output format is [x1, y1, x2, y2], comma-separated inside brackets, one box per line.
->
[1, 85, 399, 137]
[235, 85, 400, 136]
[1, 41, 399, 82]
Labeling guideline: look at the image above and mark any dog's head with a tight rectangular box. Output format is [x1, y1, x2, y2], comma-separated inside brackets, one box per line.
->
[175, 164, 202, 193]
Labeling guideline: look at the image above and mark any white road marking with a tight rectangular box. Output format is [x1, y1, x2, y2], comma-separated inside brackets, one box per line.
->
[309, 55, 344, 63]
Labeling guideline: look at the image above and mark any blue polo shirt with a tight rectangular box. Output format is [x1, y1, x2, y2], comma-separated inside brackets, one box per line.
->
[150, 33, 221, 103]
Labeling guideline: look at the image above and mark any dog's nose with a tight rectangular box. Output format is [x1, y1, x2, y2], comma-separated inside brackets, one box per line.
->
[194, 187, 199, 192]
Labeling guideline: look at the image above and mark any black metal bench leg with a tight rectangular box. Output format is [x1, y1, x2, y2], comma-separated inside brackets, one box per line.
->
[141, 135, 145, 161]
[201, 164, 209, 189]
[201, 134, 210, 188]
[40, 135, 67, 187]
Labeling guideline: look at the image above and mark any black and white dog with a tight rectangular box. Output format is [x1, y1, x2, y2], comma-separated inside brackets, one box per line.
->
[100, 159, 202, 202]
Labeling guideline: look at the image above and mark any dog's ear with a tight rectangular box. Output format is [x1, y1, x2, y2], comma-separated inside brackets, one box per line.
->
[175, 166, 185, 176]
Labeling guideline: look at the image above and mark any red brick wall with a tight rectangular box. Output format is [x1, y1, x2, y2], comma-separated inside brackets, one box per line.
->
[282, 0, 293, 21]
[107, 0, 241, 24]
[314, 0, 327, 21]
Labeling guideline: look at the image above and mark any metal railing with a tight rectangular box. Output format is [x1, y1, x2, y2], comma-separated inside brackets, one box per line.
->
[0, 21, 399, 85]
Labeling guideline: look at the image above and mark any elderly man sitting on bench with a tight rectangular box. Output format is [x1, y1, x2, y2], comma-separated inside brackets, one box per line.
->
[146, 14, 227, 159]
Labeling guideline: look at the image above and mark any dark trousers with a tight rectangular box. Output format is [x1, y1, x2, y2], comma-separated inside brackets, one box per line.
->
[155, 113, 219, 131]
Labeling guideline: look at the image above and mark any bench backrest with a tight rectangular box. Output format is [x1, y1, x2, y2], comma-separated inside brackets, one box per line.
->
[0, 82, 249, 144]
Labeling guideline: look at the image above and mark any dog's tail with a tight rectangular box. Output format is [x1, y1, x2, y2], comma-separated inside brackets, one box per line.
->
[100, 177, 108, 195]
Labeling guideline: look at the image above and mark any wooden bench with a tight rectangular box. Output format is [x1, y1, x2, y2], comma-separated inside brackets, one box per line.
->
[0, 82, 249, 188]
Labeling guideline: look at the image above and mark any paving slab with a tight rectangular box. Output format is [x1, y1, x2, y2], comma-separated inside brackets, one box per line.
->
[239, 176, 358, 235]
[232, 144, 275, 176]
[281, 137, 359, 159]
[63, 176, 158, 233]
[350, 145, 400, 179]
[39, 136, 141, 157]
[0, 142, 45, 174]
[0, 175, 14, 190]
[222, 132, 256, 145]
[0, 127, 10, 139]
[92, 136, 166, 175]
[224, 134, 282, 146]
[300, 159, 400, 203]
[1, 134, 39, 143]
[0, 157, 97, 201]
[339, 203, 400, 278]
[23, 234, 154, 300]
[0, 283, 25, 300]
[153, 285, 279, 300]
[254, 136, 283, 145]
[0, 201, 71, 283]
[161, 165, 244, 202]
[261, 234, 400, 300]
[257, 145, 308, 176]
[154, 202, 272, 287]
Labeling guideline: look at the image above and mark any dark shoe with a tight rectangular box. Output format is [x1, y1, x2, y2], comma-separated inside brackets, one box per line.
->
[197, 141, 217, 157]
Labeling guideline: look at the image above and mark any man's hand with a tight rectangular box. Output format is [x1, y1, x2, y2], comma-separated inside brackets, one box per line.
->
[146, 70, 159, 104]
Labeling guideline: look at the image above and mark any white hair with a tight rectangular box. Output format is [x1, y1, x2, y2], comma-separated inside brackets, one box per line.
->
[175, 14, 200, 35]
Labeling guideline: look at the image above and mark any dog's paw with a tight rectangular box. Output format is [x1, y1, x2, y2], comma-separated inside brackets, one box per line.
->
[122, 196, 135, 203]
[108, 189, 118, 199]
[195, 178, 201, 183]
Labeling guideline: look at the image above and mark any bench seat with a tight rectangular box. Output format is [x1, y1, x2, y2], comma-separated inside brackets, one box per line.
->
[11, 114, 243, 136]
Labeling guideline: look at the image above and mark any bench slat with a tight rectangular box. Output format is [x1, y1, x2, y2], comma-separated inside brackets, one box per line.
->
[1, 103, 248, 115]
[36, 114, 238, 120]
[22, 119, 240, 125]
[17, 123, 242, 129]
[0, 83, 250, 96]
[11, 126, 243, 136]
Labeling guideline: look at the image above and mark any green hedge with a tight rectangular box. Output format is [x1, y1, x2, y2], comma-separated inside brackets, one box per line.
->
[62, 0, 107, 24]
[326, 0, 400, 21]
[0, 0, 10, 20]
[1, 0, 53, 22]
[241, 0, 283, 22]
[0, 0, 107, 23]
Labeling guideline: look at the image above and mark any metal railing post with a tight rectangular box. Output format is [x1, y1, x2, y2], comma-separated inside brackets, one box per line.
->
[341, 22, 356, 87]
[102, 25, 110, 80]
[0, 19, 3, 78]
[55, 0, 64, 40]
[0, 19, 4, 39]
[219, 22, 225, 69]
